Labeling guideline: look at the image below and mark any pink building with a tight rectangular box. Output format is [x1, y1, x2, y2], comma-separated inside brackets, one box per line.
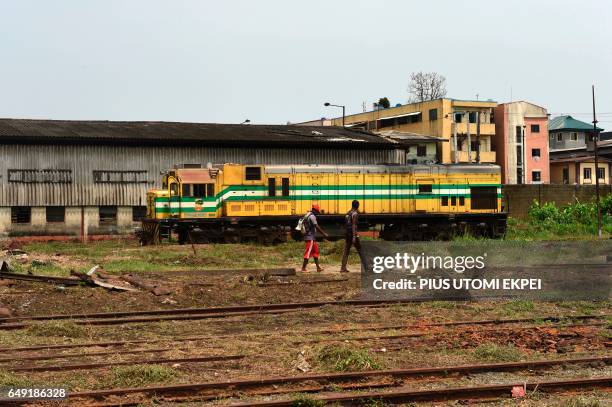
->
[494, 101, 549, 184]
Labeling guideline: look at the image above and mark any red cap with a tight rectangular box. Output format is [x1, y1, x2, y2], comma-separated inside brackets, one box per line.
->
[312, 204, 321, 212]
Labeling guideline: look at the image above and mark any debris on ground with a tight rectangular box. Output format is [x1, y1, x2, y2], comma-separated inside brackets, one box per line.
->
[119, 273, 173, 296]
[1, 249, 29, 264]
[294, 350, 311, 373]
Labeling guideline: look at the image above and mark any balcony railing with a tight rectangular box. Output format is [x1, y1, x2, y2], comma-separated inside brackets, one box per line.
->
[451, 150, 496, 163]
[454, 122, 495, 135]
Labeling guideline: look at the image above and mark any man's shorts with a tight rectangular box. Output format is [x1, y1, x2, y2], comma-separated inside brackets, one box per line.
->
[304, 240, 319, 259]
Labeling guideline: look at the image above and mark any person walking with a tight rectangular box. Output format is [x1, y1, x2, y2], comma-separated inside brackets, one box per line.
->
[301, 204, 329, 272]
[340, 200, 362, 273]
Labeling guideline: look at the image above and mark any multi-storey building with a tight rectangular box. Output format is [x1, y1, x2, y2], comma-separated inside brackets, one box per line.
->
[316, 98, 498, 164]
[494, 101, 549, 184]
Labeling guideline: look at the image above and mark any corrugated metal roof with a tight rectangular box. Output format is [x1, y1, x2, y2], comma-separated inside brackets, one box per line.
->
[0, 119, 396, 149]
[548, 115, 602, 132]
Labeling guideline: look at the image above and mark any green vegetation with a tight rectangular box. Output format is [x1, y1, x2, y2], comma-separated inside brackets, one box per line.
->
[106, 364, 178, 388]
[317, 345, 381, 372]
[27, 321, 87, 338]
[473, 343, 522, 362]
[561, 396, 603, 407]
[291, 394, 326, 407]
[0, 370, 36, 387]
[506, 195, 612, 240]
[503, 300, 535, 315]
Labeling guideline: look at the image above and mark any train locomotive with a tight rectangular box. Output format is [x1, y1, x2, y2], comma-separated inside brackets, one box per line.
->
[139, 163, 507, 244]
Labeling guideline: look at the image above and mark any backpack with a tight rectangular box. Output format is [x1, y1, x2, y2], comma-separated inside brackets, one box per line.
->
[345, 209, 357, 233]
[295, 212, 312, 234]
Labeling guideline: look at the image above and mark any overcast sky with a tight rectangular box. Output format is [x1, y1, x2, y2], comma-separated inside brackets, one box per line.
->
[1, 0, 611, 128]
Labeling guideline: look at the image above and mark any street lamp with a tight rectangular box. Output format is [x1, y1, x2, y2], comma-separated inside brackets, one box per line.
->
[324, 102, 345, 127]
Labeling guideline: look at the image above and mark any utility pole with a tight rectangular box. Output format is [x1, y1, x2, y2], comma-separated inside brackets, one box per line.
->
[592, 85, 602, 238]
[476, 111, 481, 164]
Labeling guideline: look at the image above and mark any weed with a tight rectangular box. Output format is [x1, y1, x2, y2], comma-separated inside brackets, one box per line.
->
[503, 300, 535, 314]
[561, 396, 602, 407]
[317, 345, 381, 371]
[361, 398, 390, 407]
[291, 394, 325, 407]
[429, 301, 456, 309]
[0, 370, 36, 387]
[107, 364, 178, 388]
[473, 343, 522, 362]
[27, 321, 86, 338]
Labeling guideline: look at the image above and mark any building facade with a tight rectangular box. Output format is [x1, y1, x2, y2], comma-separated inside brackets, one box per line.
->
[494, 101, 549, 184]
[311, 98, 498, 165]
[0, 120, 407, 236]
[550, 156, 610, 185]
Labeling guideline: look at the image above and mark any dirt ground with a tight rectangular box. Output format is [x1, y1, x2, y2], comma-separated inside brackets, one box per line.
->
[0, 238, 610, 406]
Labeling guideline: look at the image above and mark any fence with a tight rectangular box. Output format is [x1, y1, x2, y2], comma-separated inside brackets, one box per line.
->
[503, 184, 612, 219]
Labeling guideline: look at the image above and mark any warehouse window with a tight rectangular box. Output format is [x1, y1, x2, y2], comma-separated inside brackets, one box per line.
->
[193, 184, 206, 197]
[418, 184, 432, 194]
[8, 169, 72, 183]
[46, 206, 65, 223]
[206, 184, 215, 198]
[267, 178, 276, 197]
[11, 207, 31, 224]
[531, 124, 540, 133]
[470, 186, 497, 210]
[99, 206, 117, 226]
[441, 196, 448, 206]
[428, 108, 438, 121]
[281, 178, 290, 197]
[132, 206, 147, 222]
[416, 146, 427, 157]
[532, 171, 541, 182]
[532, 148, 541, 158]
[598, 167, 606, 180]
[583, 168, 592, 180]
[93, 170, 147, 183]
[245, 167, 262, 181]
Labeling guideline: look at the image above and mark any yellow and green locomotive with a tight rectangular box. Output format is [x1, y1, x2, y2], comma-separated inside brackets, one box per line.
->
[139, 163, 506, 244]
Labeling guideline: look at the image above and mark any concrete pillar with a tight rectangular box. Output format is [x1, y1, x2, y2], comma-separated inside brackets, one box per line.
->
[0, 207, 10, 235]
[117, 206, 133, 233]
[31, 207, 46, 227]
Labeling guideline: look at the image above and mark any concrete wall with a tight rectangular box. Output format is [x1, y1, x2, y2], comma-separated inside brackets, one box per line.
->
[550, 131, 588, 151]
[0, 206, 140, 237]
[503, 184, 612, 219]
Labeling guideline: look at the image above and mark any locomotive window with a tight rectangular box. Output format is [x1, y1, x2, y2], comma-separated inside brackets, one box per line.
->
[268, 178, 276, 197]
[193, 184, 206, 197]
[418, 184, 432, 194]
[470, 186, 497, 210]
[441, 196, 448, 206]
[182, 184, 191, 197]
[459, 196, 465, 206]
[451, 196, 457, 206]
[170, 183, 178, 196]
[245, 166, 262, 181]
[206, 184, 215, 197]
[281, 178, 290, 197]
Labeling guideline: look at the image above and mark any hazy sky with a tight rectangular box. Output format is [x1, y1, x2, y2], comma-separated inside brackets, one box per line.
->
[1, 1, 611, 129]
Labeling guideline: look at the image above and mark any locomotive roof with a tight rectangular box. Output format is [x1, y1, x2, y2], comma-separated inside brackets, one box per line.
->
[263, 164, 500, 174]
[0, 119, 398, 149]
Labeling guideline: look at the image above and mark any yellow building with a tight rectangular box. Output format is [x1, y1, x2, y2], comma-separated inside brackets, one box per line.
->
[327, 98, 497, 164]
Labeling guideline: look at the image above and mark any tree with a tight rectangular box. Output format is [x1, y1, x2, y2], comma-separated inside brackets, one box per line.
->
[407, 71, 447, 103]
[377, 97, 390, 109]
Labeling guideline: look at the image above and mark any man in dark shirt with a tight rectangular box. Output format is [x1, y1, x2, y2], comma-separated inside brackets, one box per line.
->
[302, 204, 329, 272]
[340, 200, 362, 273]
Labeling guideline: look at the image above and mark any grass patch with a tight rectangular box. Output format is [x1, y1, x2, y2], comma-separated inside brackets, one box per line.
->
[317, 345, 381, 372]
[561, 396, 602, 407]
[473, 343, 522, 362]
[0, 370, 36, 387]
[27, 321, 87, 338]
[106, 364, 178, 388]
[291, 394, 326, 407]
[503, 300, 535, 314]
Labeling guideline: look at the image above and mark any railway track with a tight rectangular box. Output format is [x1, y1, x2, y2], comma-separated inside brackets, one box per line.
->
[61, 356, 611, 405]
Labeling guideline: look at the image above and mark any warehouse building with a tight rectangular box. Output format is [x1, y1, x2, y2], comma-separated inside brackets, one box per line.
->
[0, 119, 409, 236]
